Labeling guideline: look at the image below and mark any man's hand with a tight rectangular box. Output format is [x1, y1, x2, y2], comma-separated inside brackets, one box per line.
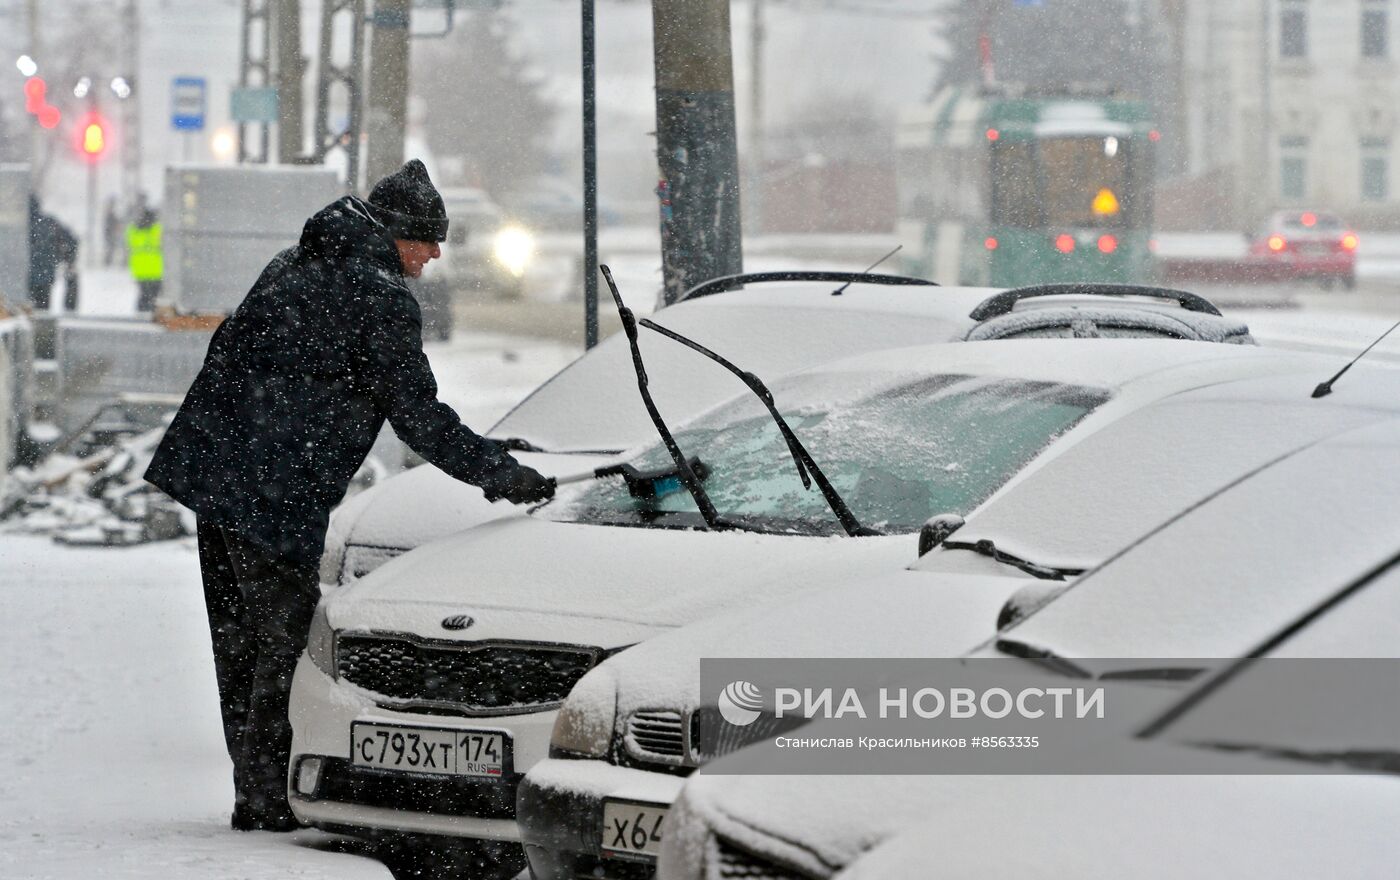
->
[492, 466, 556, 505]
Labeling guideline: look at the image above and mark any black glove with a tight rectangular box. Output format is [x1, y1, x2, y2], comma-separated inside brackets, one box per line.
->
[493, 465, 555, 505]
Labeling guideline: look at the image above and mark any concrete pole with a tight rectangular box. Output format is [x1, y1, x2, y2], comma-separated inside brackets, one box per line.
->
[652, 0, 744, 305]
[274, 0, 305, 163]
[366, 0, 410, 188]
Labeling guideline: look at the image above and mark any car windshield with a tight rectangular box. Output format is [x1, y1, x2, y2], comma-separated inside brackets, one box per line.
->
[540, 372, 1108, 536]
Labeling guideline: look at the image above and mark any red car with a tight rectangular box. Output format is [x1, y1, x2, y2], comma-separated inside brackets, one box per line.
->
[1249, 210, 1358, 288]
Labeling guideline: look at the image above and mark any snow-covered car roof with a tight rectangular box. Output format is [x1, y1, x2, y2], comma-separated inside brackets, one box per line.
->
[655, 417, 1400, 880]
[488, 279, 1253, 452]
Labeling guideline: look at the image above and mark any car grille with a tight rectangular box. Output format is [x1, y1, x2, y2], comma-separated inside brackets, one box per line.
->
[336, 634, 599, 713]
[712, 838, 809, 880]
[624, 710, 688, 764]
[310, 757, 517, 818]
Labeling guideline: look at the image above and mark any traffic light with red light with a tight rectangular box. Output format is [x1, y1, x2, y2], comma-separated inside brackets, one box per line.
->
[23, 76, 62, 128]
[23, 77, 46, 113]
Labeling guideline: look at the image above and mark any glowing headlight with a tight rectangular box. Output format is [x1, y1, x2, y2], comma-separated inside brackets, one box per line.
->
[306, 601, 336, 677]
[550, 666, 617, 759]
[492, 225, 536, 277]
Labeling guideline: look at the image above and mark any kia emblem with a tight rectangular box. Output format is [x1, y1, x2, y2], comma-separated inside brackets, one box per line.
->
[441, 614, 474, 631]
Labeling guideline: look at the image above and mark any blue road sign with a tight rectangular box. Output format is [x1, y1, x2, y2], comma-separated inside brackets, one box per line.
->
[171, 76, 206, 131]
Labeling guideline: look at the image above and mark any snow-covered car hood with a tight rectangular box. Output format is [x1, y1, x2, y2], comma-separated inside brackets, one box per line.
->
[320, 450, 617, 584]
[325, 516, 916, 648]
[587, 569, 1024, 725]
[834, 773, 1400, 878]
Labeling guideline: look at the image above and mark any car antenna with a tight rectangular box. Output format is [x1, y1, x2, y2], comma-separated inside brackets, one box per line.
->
[634, 312, 882, 538]
[1311, 318, 1400, 398]
[831, 244, 903, 296]
[599, 264, 729, 530]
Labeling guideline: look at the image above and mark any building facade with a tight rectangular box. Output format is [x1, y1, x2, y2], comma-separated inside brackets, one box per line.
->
[1164, 0, 1400, 228]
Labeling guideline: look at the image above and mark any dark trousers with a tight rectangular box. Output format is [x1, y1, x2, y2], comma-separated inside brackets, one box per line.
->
[137, 279, 162, 312]
[29, 281, 52, 311]
[29, 274, 79, 311]
[196, 520, 320, 818]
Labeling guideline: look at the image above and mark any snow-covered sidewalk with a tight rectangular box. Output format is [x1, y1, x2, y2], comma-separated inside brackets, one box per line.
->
[0, 536, 392, 879]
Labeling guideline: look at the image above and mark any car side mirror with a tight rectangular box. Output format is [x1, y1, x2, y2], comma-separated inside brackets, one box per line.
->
[918, 513, 964, 557]
[996, 581, 1072, 630]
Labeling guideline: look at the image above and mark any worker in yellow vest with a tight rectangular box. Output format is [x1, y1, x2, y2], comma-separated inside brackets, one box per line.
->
[126, 207, 164, 312]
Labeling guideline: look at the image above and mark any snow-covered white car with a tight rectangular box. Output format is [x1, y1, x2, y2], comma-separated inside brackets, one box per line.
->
[289, 335, 1284, 872]
[515, 360, 1400, 878]
[655, 414, 1400, 880]
[320, 278, 1251, 586]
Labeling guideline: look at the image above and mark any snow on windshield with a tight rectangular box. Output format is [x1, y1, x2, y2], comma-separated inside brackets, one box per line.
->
[1153, 564, 1400, 765]
[543, 371, 1107, 535]
[940, 396, 1386, 571]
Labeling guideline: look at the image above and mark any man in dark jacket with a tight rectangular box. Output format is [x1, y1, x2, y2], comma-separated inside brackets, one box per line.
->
[145, 159, 554, 831]
[28, 194, 79, 311]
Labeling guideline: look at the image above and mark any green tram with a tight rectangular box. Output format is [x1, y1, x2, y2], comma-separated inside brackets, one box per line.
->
[897, 86, 1157, 287]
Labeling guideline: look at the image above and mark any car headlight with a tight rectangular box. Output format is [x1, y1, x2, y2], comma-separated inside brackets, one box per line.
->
[306, 601, 336, 677]
[492, 225, 535, 277]
[550, 665, 617, 759]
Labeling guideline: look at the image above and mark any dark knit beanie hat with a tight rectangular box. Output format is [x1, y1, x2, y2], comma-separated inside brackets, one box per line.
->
[367, 159, 449, 242]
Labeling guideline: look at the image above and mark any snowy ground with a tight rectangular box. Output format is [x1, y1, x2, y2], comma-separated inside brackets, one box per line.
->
[0, 319, 573, 878]
[0, 536, 393, 879]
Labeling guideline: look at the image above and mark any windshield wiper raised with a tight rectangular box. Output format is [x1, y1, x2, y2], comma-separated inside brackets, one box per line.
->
[618, 285, 880, 538]
[942, 538, 1082, 580]
[600, 265, 730, 531]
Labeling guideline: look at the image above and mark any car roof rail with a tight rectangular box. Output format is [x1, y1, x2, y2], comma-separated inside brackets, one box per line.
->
[676, 271, 938, 304]
[969, 283, 1224, 322]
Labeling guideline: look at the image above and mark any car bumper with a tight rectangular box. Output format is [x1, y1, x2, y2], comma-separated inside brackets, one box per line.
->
[1265, 253, 1355, 277]
[517, 757, 685, 880]
[287, 653, 558, 842]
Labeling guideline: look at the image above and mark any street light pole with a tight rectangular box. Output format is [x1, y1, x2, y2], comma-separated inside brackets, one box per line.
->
[748, 0, 764, 234]
[582, 0, 599, 348]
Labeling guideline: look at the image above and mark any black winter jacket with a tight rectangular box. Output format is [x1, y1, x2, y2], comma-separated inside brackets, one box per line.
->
[146, 196, 527, 567]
